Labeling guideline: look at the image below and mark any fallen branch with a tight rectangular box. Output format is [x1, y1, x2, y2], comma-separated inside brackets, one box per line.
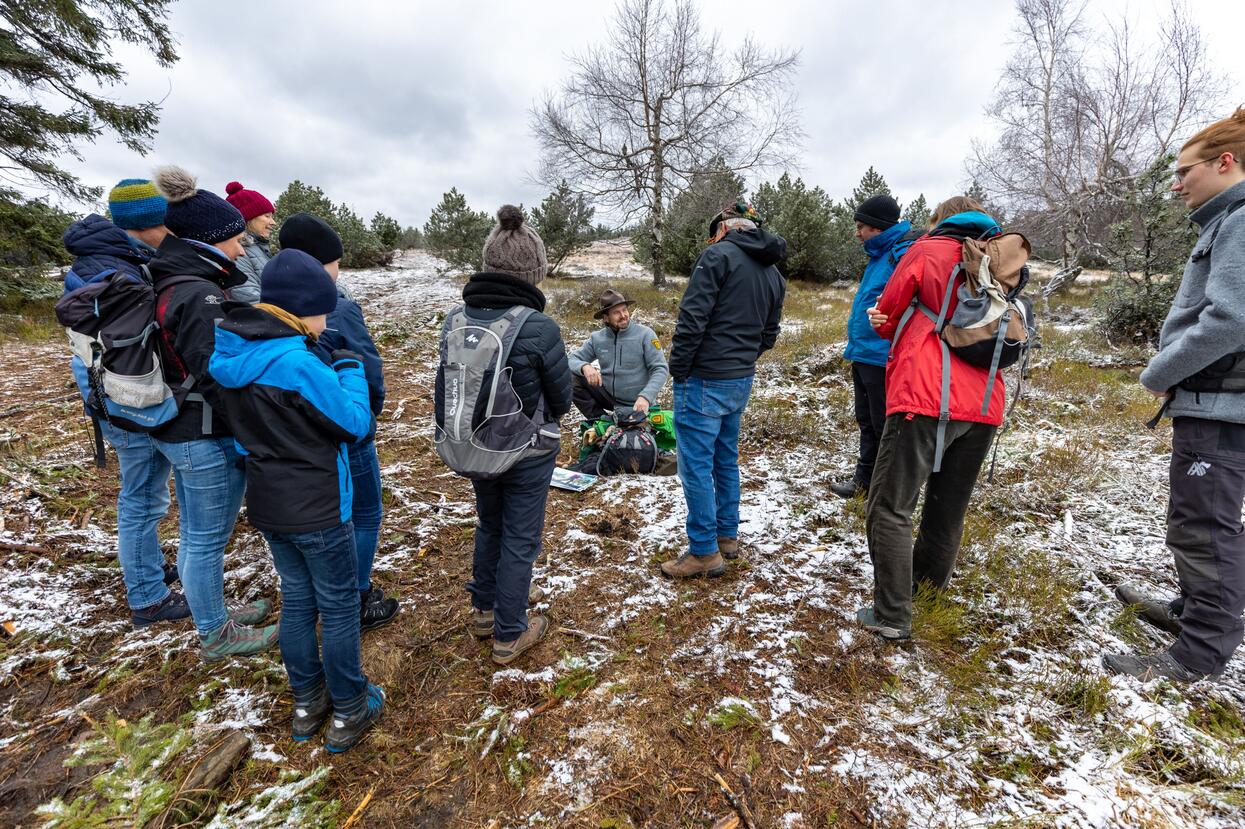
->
[557, 626, 611, 642]
[0, 540, 46, 554]
[342, 784, 377, 829]
[712, 773, 756, 829]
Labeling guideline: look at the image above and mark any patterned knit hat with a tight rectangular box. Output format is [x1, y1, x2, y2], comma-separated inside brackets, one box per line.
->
[708, 198, 763, 238]
[481, 205, 547, 285]
[108, 179, 168, 230]
[224, 181, 275, 223]
[154, 166, 246, 245]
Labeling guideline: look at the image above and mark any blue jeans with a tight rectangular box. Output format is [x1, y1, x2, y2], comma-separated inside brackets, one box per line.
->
[673, 376, 754, 555]
[348, 438, 383, 592]
[264, 523, 367, 714]
[99, 420, 172, 609]
[468, 451, 557, 641]
[151, 437, 245, 636]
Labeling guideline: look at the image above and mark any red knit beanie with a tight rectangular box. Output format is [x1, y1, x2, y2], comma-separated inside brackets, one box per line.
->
[224, 181, 275, 222]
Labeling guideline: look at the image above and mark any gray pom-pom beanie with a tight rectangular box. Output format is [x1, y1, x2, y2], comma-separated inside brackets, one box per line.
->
[481, 205, 548, 285]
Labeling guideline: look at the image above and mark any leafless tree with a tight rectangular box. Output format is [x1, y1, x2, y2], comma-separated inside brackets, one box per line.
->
[969, 0, 1223, 278]
[531, 0, 801, 285]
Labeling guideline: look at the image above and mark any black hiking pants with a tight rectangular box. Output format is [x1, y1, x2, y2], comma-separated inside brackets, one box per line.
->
[572, 373, 616, 421]
[1166, 418, 1245, 676]
[866, 413, 996, 630]
[851, 362, 888, 489]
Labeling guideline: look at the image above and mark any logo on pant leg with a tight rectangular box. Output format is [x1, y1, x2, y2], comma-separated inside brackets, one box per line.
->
[1188, 460, 1212, 476]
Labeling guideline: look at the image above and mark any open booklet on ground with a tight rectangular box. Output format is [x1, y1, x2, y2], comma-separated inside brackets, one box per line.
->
[550, 467, 597, 492]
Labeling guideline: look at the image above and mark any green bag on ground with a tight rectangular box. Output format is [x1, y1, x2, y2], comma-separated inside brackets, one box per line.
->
[578, 409, 676, 458]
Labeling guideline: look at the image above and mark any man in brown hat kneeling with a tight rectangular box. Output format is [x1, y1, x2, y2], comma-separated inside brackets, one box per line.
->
[567, 288, 669, 421]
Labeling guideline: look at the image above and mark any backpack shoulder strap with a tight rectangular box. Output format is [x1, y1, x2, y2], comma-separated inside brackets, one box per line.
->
[496, 306, 536, 368]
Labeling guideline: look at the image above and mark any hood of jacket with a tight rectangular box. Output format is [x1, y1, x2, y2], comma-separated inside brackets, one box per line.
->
[930, 211, 1001, 241]
[863, 220, 914, 259]
[211, 305, 311, 389]
[148, 235, 246, 291]
[462, 272, 547, 312]
[62, 215, 149, 287]
[722, 228, 788, 267]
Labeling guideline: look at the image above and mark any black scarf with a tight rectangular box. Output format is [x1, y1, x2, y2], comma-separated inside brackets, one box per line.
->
[462, 272, 547, 313]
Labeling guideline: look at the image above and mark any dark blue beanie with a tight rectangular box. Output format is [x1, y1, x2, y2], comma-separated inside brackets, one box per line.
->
[154, 166, 246, 245]
[260, 249, 338, 316]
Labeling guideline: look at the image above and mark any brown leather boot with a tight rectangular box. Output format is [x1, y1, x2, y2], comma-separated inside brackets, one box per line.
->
[492, 616, 550, 665]
[660, 552, 726, 579]
[470, 583, 549, 639]
[717, 537, 739, 560]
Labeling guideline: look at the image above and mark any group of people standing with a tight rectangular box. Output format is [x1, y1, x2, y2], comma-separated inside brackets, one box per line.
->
[61, 105, 1245, 756]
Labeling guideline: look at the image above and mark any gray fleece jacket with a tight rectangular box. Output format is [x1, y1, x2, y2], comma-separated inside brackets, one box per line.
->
[230, 232, 271, 304]
[1141, 178, 1245, 422]
[568, 321, 669, 410]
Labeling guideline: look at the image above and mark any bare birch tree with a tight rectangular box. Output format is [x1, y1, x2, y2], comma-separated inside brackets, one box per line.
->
[531, 0, 800, 285]
[969, 0, 1222, 276]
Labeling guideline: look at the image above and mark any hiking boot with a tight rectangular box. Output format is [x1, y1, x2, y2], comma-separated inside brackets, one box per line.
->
[360, 588, 399, 633]
[830, 479, 866, 499]
[492, 616, 550, 666]
[162, 561, 180, 585]
[470, 586, 547, 639]
[131, 590, 192, 629]
[855, 606, 911, 641]
[660, 552, 726, 579]
[1102, 651, 1208, 683]
[200, 619, 280, 663]
[717, 537, 740, 561]
[228, 598, 274, 627]
[1114, 583, 1182, 635]
[291, 685, 330, 742]
[325, 683, 385, 753]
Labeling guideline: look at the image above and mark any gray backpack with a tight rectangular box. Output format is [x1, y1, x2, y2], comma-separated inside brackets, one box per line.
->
[434, 305, 562, 479]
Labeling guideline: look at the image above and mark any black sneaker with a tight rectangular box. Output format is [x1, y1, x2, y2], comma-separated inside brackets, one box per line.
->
[162, 561, 180, 585]
[131, 591, 192, 629]
[830, 479, 866, 499]
[326, 683, 385, 753]
[292, 686, 331, 742]
[1102, 651, 1208, 683]
[360, 588, 399, 633]
[1114, 584, 1182, 635]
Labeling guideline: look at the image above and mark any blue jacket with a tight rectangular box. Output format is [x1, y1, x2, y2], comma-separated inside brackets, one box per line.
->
[62, 214, 151, 290]
[844, 220, 915, 367]
[208, 304, 374, 534]
[313, 289, 386, 417]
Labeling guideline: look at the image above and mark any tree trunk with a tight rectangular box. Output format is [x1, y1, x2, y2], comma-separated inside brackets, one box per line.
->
[650, 145, 666, 287]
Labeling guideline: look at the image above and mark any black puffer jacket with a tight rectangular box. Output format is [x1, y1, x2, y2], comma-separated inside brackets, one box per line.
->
[669, 228, 787, 381]
[440, 273, 572, 421]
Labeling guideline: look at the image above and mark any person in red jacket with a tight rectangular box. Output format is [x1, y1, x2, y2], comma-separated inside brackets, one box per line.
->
[856, 196, 1005, 641]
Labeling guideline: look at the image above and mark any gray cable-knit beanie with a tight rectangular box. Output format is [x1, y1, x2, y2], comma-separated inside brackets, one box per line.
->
[481, 205, 547, 285]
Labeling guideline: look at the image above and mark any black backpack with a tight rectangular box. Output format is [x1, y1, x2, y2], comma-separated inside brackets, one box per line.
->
[595, 412, 659, 476]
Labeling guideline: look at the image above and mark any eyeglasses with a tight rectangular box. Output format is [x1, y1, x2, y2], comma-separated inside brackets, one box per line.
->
[1171, 157, 1219, 183]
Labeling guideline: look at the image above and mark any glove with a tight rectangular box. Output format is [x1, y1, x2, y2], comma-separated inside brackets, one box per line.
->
[331, 349, 364, 369]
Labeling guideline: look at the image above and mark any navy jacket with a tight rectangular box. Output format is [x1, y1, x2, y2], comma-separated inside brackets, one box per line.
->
[670, 228, 787, 381]
[62, 214, 150, 289]
[441, 273, 572, 421]
[147, 235, 247, 442]
[314, 289, 386, 416]
[209, 305, 374, 533]
[844, 221, 916, 368]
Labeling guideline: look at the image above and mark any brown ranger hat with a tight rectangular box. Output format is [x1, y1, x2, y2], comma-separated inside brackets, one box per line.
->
[593, 288, 636, 319]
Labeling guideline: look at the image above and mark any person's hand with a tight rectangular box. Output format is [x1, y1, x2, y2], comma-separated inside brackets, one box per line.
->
[867, 305, 888, 328]
[633, 395, 650, 414]
[1144, 385, 1169, 399]
[583, 365, 602, 386]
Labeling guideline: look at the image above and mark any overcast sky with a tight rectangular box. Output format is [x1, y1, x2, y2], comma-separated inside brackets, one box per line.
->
[48, 0, 1245, 228]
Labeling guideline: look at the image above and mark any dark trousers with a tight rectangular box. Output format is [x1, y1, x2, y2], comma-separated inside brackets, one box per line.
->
[572, 373, 616, 420]
[467, 451, 557, 641]
[851, 362, 888, 488]
[866, 413, 996, 629]
[347, 438, 383, 592]
[1166, 418, 1245, 676]
[264, 523, 367, 716]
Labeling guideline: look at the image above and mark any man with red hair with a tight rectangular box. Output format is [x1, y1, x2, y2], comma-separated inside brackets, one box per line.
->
[1107, 107, 1245, 683]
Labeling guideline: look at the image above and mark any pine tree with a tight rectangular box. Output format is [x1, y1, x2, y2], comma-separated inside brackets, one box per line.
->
[1, 0, 178, 202]
[752, 173, 838, 281]
[849, 167, 892, 210]
[530, 181, 595, 275]
[272, 181, 392, 268]
[422, 188, 493, 273]
[370, 212, 402, 250]
[632, 158, 744, 278]
[902, 193, 931, 229]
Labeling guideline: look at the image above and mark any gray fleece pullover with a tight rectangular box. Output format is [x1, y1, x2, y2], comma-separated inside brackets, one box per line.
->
[567, 321, 669, 410]
[1141, 178, 1245, 422]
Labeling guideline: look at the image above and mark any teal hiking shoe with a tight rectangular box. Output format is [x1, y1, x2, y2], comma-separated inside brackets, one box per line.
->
[228, 597, 274, 627]
[326, 683, 385, 753]
[200, 619, 279, 663]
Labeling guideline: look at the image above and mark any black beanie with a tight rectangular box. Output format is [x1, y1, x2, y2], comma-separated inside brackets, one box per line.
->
[854, 194, 901, 230]
[278, 212, 344, 264]
[260, 249, 338, 317]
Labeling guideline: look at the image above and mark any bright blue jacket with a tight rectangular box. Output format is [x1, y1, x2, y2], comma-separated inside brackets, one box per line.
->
[844, 220, 915, 367]
[209, 305, 373, 533]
